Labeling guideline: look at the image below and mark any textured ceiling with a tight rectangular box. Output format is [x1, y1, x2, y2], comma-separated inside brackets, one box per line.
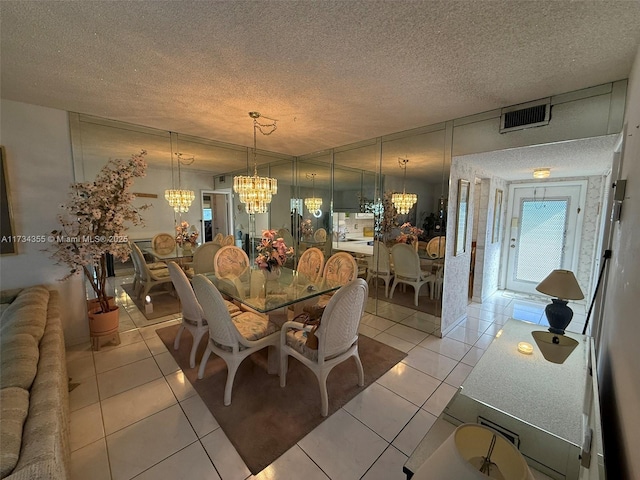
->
[2, 1, 640, 175]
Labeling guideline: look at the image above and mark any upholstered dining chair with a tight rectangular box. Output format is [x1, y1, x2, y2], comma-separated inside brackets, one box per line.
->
[366, 240, 393, 297]
[279, 278, 369, 416]
[213, 245, 252, 299]
[186, 241, 222, 277]
[192, 274, 280, 406]
[296, 247, 325, 284]
[152, 232, 176, 255]
[130, 243, 173, 299]
[310, 251, 359, 309]
[426, 236, 446, 259]
[313, 227, 327, 243]
[129, 241, 166, 294]
[389, 243, 436, 306]
[167, 262, 241, 368]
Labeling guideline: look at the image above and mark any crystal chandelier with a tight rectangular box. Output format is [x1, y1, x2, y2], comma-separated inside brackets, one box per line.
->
[164, 134, 195, 213]
[392, 157, 417, 215]
[304, 173, 322, 213]
[233, 112, 278, 214]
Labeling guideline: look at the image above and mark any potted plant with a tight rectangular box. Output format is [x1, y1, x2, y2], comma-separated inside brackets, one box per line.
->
[49, 150, 148, 336]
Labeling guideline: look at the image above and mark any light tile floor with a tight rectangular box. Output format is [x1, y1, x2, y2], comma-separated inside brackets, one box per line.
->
[69, 277, 562, 479]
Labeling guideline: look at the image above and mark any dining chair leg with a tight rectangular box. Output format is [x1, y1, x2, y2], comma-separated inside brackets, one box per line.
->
[317, 369, 331, 417]
[223, 358, 242, 406]
[174, 325, 185, 350]
[190, 329, 207, 369]
[353, 350, 364, 386]
[197, 346, 213, 379]
[389, 278, 399, 299]
[279, 352, 289, 387]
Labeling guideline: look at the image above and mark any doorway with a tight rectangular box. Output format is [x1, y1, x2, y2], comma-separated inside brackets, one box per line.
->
[505, 180, 586, 295]
[201, 191, 233, 242]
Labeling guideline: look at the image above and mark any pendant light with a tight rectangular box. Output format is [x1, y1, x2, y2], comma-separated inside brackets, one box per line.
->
[392, 157, 417, 215]
[164, 133, 195, 213]
[304, 173, 322, 213]
[233, 112, 278, 214]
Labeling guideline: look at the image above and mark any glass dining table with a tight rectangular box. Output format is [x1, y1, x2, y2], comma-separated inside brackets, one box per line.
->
[204, 267, 339, 315]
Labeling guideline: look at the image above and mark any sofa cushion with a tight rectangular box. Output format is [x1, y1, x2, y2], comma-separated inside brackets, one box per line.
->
[0, 333, 39, 390]
[0, 286, 49, 343]
[0, 387, 30, 478]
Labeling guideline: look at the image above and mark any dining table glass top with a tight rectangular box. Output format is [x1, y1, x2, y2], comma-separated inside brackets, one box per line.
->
[143, 245, 195, 261]
[204, 267, 340, 313]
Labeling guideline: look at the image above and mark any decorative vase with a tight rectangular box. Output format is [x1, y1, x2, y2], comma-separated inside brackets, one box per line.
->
[262, 267, 282, 282]
[87, 296, 116, 312]
[182, 242, 193, 253]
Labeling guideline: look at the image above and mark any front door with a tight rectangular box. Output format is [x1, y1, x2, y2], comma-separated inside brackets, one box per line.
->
[505, 181, 586, 294]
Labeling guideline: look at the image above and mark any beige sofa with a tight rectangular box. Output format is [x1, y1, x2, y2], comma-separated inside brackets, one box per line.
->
[0, 286, 70, 480]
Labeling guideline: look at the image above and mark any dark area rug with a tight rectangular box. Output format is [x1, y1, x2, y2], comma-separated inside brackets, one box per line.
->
[156, 323, 407, 474]
[121, 283, 180, 325]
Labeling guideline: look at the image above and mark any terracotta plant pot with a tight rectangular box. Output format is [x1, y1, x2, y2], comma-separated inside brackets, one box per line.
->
[88, 306, 120, 337]
[87, 296, 116, 312]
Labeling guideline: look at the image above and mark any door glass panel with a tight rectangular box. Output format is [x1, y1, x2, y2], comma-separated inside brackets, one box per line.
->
[515, 199, 568, 283]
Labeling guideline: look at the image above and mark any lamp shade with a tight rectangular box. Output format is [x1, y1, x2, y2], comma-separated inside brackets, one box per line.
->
[413, 423, 533, 480]
[535, 269, 584, 300]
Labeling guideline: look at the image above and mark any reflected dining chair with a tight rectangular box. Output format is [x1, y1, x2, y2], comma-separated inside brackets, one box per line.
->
[130, 243, 172, 299]
[366, 240, 393, 297]
[390, 243, 436, 306]
[222, 234, 235, 246]
[186, 241, 222, 277]
[167, 262, 241, 368]
[280, 278, 369, 416]
[192, 275, 280, 406]
[212, 233, 224, 245]
[313, 227, 327, 243]
[152, 232, 176, 255]
[296, 247, 325, 284]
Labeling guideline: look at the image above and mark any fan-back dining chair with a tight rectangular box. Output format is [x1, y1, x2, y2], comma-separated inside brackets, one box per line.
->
[296, 247, 325, 284]
[280, 278, 369, 416]
[192, 274, 280, 406]
[167, 262, 241, 368]
[152, 233, 176, 255]
[313, 228, 327, 243]
[212, 233, 224, 245]
[426, 236, 446, 259]
[310, 252, 359, 309]
[130, 243, 172, 299]
[366, 240, 393, 297]
[222, 234, 235, 246]
[389, 243, 436, 306]
[129, 241, 166, 294]
[186, 241, 222, 277]
[213, 246, 252, 299]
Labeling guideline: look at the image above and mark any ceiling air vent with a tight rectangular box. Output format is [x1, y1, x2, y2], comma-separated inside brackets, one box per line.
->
[500, 98, 551, 133]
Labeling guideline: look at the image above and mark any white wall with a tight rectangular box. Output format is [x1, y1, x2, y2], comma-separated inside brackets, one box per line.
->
[598, 45, 640, 480]
[0, 100, 87, 345]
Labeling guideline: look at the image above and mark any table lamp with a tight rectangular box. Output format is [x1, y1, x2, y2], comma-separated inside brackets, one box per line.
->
[535, 269, 584, 335]
[413, 423, 534, 479]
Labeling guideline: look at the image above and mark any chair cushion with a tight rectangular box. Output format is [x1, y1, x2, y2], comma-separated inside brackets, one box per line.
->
[232, 312, 277, 341]
[148, 262, 168, 270]
[0, 387, 30, 478]
[0, 333, 39, 390]
[285, 329, 318, 361]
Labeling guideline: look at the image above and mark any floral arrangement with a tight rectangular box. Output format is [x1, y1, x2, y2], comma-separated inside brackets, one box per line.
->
[175, 221, 199, 247]
[50, 150, 148, 315]
[396, 222, 424, 244]
[300, 219, 313, 238]
[255, 229, 294, 272]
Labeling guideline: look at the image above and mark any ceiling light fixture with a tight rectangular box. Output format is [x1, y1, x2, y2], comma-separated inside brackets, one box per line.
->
[533, 168, 551, 179]
[392, 157, 417, 215]
[164, 134, 195, 213]
[304, 173, 322, 213]
[233, 112, 278, 214]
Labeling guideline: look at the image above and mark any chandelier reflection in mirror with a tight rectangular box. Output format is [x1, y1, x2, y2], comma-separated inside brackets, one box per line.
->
[391, 157, 417, 215]
[304, 173, 322, 214]
[233, 112, 278, 214]
[164, 134, 195, 213]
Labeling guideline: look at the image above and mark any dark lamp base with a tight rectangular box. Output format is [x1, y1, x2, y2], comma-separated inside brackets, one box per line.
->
[545, 298, 573, 335]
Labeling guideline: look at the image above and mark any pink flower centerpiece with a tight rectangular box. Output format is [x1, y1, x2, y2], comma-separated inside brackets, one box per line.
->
[255, 229, 294, 272]
[396, 222, 424, 245]
[175, 220, 198, 248]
